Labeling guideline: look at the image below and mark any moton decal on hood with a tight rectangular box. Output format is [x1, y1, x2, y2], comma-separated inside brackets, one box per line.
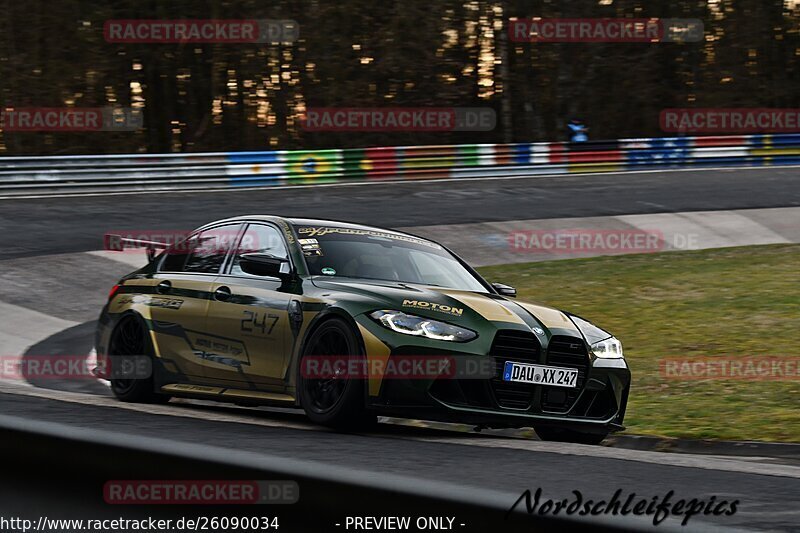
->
[402, 299, 464, 316]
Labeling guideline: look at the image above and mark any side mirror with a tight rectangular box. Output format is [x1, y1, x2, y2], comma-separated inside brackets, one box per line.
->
[492, 282, 516, 298]
[239, 253, 292, 280]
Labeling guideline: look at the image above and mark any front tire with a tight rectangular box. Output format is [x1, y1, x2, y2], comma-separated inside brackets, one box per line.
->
[298, 317, 375, 430]
[108, 315, 170, 404]
[534, 425, 608, 445]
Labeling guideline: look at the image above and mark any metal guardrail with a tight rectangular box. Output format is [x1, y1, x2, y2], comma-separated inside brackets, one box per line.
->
[1, 133, 799, 196]
[0, 414, 660, 532]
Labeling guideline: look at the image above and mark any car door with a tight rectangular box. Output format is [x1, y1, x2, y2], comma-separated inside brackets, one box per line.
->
[148, 223, 243, 381]
[201, 222, 294, 389]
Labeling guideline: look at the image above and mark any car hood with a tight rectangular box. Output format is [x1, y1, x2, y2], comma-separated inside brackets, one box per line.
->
[309, 277, 581, 334]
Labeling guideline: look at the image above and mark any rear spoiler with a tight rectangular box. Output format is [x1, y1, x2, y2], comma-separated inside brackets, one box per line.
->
[105, 235, 169, 262]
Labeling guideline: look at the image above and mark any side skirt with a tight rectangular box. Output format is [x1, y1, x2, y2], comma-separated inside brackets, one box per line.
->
[160, 383, 296, 407]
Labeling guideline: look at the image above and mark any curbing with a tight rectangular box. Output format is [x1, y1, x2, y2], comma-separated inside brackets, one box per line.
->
[381, 418, 800, 461]
[606, 434, 800, 460]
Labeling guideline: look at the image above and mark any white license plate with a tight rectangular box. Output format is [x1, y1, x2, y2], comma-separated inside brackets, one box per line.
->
[502, 361, 578, 388]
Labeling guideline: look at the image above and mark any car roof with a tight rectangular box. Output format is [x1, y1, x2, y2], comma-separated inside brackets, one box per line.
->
[202, 215, 434, 243]
[287, 217, 404, 234]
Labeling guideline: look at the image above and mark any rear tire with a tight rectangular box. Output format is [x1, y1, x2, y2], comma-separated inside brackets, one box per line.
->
[534, 426, 608, 445]
[108, 315, 170, 404]
[298, 317, 376, 430]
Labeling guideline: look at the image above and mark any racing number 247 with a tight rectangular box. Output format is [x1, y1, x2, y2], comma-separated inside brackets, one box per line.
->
[241, 311, 279, 335]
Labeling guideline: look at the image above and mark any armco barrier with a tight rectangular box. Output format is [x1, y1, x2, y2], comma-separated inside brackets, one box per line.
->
[1, 133, 799, 195]
[0, 414, 655, 532]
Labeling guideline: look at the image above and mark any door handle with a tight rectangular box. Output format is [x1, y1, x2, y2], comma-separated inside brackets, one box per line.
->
[156, 280, 172, 294]
[214, 286, 232, 302]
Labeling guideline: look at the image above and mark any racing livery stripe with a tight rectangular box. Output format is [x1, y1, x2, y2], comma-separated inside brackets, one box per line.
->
[299, 302, 327, 312]
[118, 284, 211, 301]
[117, 284, 326, 312]
[432, 289, 527, 325]
[357, 323, 391, 397]
[430, 287, 579, 332]
[514, 301, 580, 331]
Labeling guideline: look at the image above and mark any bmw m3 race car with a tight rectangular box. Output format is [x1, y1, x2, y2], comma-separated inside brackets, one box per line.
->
[96, 216, 630, 444]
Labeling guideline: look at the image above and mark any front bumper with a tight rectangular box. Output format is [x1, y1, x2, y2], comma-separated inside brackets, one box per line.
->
[361, 321, 631, 434]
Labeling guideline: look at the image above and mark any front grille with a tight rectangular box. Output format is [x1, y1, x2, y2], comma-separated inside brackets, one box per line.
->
[541, 336, 590, 412]
[489, 330, 541, 410]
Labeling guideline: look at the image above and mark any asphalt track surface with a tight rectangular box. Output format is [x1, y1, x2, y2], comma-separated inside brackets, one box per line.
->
[1, 167, 799, 532]
[1, 391, 797, 532]
[2, 166, 800, 260]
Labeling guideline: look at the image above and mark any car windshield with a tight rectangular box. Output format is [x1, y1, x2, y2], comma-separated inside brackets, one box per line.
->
[295, 225, 488, 292]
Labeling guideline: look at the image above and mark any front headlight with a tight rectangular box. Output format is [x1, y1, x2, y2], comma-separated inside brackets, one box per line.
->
[569, 314, 624, 359]
[590, 336, 624, 359]
[369, 310, 477, 342]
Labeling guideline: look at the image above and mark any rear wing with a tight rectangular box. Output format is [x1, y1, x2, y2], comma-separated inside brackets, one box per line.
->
[104, 234, 170, 262]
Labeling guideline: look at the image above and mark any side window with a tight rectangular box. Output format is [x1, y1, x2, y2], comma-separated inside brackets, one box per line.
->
[160, 245, 190, 272]
[230, 224, 289, 276]
[184, 225, 241, 274]
[160, 224, 241, 274]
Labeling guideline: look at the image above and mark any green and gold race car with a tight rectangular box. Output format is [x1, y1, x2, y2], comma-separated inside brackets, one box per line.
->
[96, 216, 630, 444]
